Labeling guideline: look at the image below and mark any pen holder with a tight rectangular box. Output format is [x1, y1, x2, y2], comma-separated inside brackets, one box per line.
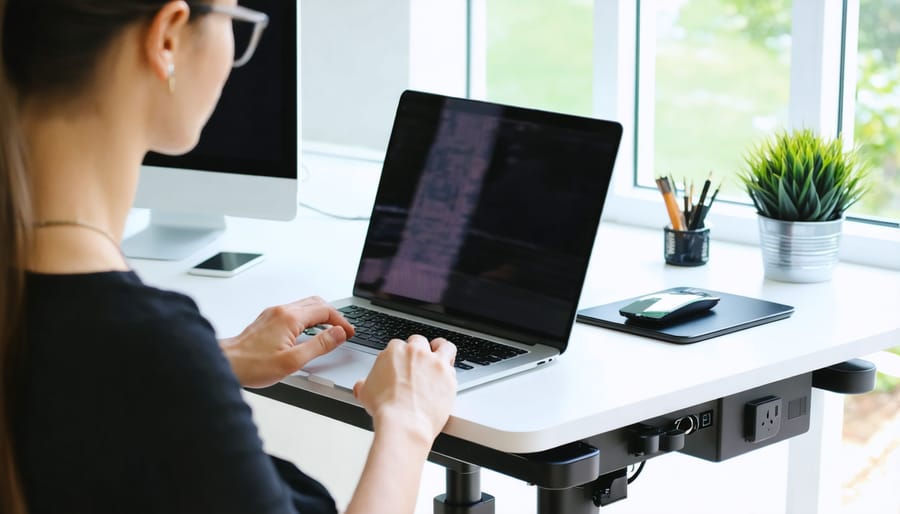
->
[664, 226, 709, 266]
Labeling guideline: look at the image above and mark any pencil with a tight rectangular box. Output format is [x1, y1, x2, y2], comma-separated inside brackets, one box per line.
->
[689, 181, 695, 214]
[656, 177, 685, 231]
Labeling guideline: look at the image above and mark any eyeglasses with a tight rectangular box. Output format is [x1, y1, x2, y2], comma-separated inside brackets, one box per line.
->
[190, 4, 270, 68]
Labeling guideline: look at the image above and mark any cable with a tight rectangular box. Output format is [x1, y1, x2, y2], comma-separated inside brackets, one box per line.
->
[297, 201, 370, 221]
[627, 461, 646, 484]
[297, 162, 371, 221]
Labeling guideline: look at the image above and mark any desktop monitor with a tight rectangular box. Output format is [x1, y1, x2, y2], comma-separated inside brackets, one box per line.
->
[125, 0, 298, 260]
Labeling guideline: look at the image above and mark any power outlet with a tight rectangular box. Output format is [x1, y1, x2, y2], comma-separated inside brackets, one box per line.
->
[744, 396, 782, 443]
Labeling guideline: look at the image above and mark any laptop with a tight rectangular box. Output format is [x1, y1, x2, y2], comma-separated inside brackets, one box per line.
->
[290, 90, 622, 391]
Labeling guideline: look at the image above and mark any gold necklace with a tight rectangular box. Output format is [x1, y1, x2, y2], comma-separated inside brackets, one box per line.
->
[34, 219, 123, 255]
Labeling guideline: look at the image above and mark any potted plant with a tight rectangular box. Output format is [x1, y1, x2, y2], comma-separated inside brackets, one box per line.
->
[738, 128, 870, 283]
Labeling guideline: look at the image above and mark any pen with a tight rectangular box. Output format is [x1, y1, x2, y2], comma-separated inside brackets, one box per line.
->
[694, 184, 720, 229]
[707, 184, 720, 208]
[690, 173, 713, 230]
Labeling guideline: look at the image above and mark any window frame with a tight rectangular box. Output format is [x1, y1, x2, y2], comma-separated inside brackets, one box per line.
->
[302, 0, 899, 270]
[589, 0, 898, 269]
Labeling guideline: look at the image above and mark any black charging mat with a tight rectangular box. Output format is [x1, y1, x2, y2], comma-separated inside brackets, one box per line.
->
[576, 289, 794, 344]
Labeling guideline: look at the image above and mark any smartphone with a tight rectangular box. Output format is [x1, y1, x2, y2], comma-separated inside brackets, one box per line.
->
[188, 251, 265, 278]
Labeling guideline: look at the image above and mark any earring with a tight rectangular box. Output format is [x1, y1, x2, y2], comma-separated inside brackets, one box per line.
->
[167, 62, 176, 94]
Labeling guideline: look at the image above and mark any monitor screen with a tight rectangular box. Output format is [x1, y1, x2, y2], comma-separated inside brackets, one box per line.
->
[128, 0, 298, 260]
[143, 0, 296, 179]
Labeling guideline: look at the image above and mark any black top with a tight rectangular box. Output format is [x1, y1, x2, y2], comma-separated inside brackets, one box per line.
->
[14, 271, 337, 514]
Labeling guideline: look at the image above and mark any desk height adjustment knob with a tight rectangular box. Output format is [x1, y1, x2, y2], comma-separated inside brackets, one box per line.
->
[629, 425, 661, 456]
[659, 429, 685, 452]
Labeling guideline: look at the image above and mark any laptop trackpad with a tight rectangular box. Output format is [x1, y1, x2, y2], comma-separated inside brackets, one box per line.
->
[299, 345, 376, 390]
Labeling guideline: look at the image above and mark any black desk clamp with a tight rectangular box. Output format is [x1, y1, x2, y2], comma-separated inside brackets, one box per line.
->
[812, 358, 878, 394]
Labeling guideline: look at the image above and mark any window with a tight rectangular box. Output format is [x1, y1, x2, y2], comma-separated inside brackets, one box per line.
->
[852, 0, 900, 222]
[643, 0, 792, 201]
[481, 0, 594, 116]
[301, 0, 897, 266]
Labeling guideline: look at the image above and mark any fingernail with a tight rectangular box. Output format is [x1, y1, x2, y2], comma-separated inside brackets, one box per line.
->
[326, 325, 345, 342]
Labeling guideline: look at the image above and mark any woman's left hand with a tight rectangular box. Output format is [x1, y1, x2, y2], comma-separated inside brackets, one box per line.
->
[219, 296, 355, 388]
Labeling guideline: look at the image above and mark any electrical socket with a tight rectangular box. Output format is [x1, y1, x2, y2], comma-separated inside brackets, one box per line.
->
[744, 396, 782, 443]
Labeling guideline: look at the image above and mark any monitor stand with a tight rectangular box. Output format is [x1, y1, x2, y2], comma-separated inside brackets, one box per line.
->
[122, 210, 225, 261]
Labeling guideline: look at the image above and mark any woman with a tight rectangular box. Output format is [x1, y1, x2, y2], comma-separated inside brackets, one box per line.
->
[0, 1, 457, 513]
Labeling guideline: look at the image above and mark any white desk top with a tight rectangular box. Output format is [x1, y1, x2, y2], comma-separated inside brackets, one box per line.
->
[129, 156, 900, 455]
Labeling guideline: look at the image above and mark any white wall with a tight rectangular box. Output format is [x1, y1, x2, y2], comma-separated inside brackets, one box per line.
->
[301, 0, 467, 153]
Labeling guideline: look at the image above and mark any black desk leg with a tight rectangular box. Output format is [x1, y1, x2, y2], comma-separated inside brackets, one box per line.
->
[433, 462, 496, 514]
[537, 486, 598, 514]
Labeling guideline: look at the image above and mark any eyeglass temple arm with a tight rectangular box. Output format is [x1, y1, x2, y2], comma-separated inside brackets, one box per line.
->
[233, 22, 267, 68]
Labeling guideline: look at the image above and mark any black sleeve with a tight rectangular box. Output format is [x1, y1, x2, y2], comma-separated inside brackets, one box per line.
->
[270, 456, 341, 513]
[124, 307, 337, 514]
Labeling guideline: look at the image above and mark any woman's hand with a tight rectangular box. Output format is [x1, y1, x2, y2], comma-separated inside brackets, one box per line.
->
[352, 335, 458, 447]
[344, 336, 457, 514]
[220, 296, 355, 388]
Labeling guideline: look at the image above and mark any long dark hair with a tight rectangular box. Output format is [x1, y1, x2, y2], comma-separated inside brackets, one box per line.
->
[0, 0, 31, 511]
[0, 2, 207, 513]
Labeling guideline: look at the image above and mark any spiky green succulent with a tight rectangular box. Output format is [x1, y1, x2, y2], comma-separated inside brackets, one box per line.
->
[738, 129, 870, 222]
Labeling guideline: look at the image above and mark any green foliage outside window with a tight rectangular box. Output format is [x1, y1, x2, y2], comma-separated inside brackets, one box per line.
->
[721, 0, 900, 220]
[486, 0, 899, 220]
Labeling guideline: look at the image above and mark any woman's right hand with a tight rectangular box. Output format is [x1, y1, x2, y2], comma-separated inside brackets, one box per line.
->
[353, 335, 457, 446]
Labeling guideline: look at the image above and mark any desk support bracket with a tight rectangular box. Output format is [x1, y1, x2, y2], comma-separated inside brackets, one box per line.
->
[537, 485, 600, 514]
[430, 453, 624, 514]
[430, 442, 603, 514]
[812, 358, 877, 394]
[537, 467, 628, 513]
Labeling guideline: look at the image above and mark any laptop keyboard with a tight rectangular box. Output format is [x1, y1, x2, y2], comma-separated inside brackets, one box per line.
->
[338, 305, 528, 370]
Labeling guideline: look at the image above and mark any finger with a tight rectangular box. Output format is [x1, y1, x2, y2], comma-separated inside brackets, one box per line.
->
[353, 379, 365, 399]
[297, 301, 355, 338]
[287, 303, 356, 338]
[431, 337, 457, 364]
[324, 309, 356, 338]
[287, 325, 347, 370]
[383, 338, 406, 352]
[407, 334, 430, 351]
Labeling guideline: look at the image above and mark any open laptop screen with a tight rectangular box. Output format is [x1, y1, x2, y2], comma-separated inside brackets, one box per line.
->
[353, 90, 622, 345]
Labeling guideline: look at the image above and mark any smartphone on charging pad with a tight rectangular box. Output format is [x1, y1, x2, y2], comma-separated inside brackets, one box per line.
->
[188, 251, 265, 278]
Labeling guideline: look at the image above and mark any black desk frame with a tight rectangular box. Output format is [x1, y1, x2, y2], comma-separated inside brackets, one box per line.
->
[256, 359, 873, 513]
